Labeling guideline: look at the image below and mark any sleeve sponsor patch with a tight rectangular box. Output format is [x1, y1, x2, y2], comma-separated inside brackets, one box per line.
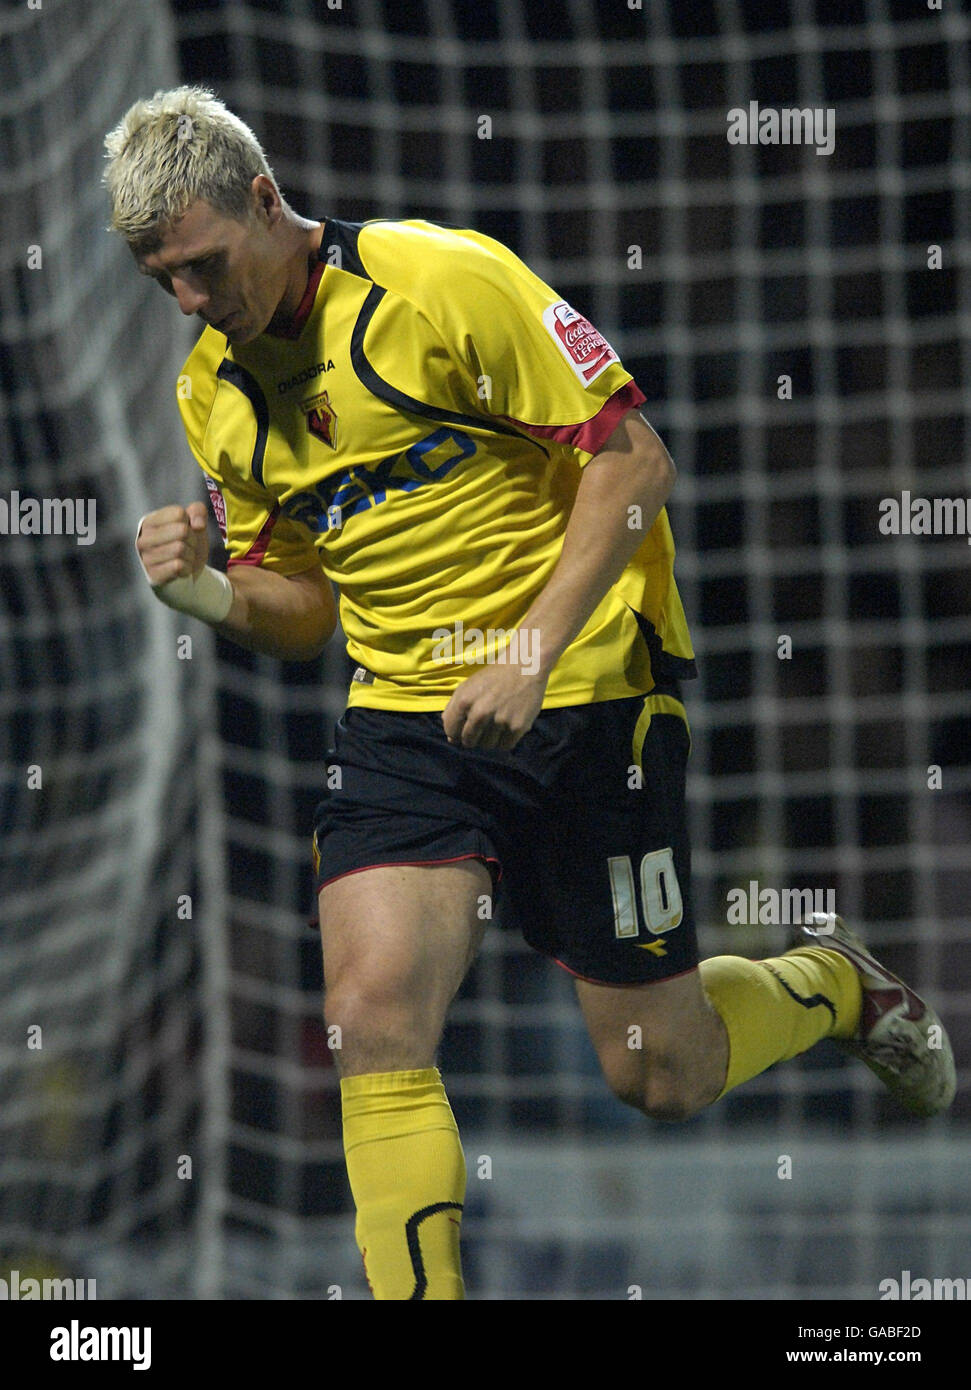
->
[541, 301, 619, 385]
[204, 474, 228, 542]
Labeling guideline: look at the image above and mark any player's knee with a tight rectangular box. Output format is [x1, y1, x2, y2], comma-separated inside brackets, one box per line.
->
[601, 1046, 706, 1122]
[603, 1067, 645, 1113]
[323, 983, 437, 1074]
[640, 1063, 706, 1123]
[599, 1050, 651, 1113]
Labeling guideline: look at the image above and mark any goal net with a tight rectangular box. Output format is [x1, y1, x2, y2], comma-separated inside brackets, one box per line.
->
[0, 0, 222, 1298]
[3, 0, 969, 1299]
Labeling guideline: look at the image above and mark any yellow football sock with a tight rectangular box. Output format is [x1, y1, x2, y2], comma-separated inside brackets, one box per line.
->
[700, 948, 863, 1099]
[340, 1066, 466, 1300]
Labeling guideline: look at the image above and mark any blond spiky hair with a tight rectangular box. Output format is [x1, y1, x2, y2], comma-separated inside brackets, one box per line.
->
[103, 86, 280, 248]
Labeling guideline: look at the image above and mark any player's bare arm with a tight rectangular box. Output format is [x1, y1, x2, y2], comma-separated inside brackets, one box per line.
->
[220, 564, 335, 661]
[137, 500, 335, 660]
[442, 407, 675, 751]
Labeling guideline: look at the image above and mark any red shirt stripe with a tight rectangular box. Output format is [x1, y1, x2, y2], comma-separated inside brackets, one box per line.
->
[227, 504, 281, 567]
[499, 379, 647, 456]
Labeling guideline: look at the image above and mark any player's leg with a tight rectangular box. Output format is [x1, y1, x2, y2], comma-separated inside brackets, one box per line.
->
[576, 944, 864, 1121]
[320, 860, 486, 1076]
[574, 970, 727, 1121]
[319, 859, 490, 1300]
[580, 923, 955, 1119]
[527, 690, 865, 1118]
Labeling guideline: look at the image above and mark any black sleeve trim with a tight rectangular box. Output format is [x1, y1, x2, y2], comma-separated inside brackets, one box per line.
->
[216, 359, 270, 486]
[349, 282, 547, 450]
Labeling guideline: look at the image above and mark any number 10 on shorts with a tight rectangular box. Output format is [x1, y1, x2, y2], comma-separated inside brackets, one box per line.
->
[608, 848, 684, 939]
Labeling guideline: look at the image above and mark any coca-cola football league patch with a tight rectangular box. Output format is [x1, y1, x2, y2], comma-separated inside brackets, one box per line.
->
[541, 301, 618, 385]
[204, 474, 228, 542]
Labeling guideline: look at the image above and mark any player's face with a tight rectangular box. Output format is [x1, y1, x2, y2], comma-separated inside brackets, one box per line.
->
[134, 198, 285, 344]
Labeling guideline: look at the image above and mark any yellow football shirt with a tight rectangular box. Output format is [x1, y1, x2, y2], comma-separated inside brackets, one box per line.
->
[177, 217, 696, 710]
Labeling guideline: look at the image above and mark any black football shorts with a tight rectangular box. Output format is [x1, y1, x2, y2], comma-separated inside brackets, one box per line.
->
[312, 687, 697, 986]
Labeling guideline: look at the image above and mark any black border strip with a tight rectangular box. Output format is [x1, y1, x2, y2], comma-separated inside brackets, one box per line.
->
[629, 605, 699, 682]
[350, 283, 545, 447]
[216, 359, 270, 485]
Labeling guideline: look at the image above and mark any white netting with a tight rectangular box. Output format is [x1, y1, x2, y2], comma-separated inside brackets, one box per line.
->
[4, 0, 969, 1298]
[0, 0, 223, 1298]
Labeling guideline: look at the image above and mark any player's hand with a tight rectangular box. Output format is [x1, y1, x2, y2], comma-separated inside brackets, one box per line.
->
[442, 662, 549, 751]
[135, 502, 210, 588]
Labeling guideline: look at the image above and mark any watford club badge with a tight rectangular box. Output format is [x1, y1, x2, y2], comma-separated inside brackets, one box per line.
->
[302, 390, 338, 448]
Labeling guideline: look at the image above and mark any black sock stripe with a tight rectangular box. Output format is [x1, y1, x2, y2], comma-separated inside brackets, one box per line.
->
[759, 961, 837, 1024]
[405, 1201, 464, 1301]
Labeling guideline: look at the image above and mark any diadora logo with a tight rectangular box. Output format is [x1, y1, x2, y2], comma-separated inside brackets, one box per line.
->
[282, 425, 477, 532]
[303, 390, 338, 449]
[276, 360, 334, 395]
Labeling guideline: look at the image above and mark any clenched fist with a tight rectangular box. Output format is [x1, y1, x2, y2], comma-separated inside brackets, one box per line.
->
[135, 500, 233, 623]
[136, 501, 210, 587]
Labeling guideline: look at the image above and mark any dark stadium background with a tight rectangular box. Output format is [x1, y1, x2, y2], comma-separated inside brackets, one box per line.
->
[2, 0, 968, 1300]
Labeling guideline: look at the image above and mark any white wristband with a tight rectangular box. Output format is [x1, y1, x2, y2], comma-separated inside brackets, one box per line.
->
[136, 515, 234, 624]
[152, 564, 234, 623]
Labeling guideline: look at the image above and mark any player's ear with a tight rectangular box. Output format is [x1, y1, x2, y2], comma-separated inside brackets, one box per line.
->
[251, 175, 281, 226]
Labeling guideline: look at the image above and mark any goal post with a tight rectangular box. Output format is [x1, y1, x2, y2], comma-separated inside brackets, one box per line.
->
[0, 0, 228, 1298]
